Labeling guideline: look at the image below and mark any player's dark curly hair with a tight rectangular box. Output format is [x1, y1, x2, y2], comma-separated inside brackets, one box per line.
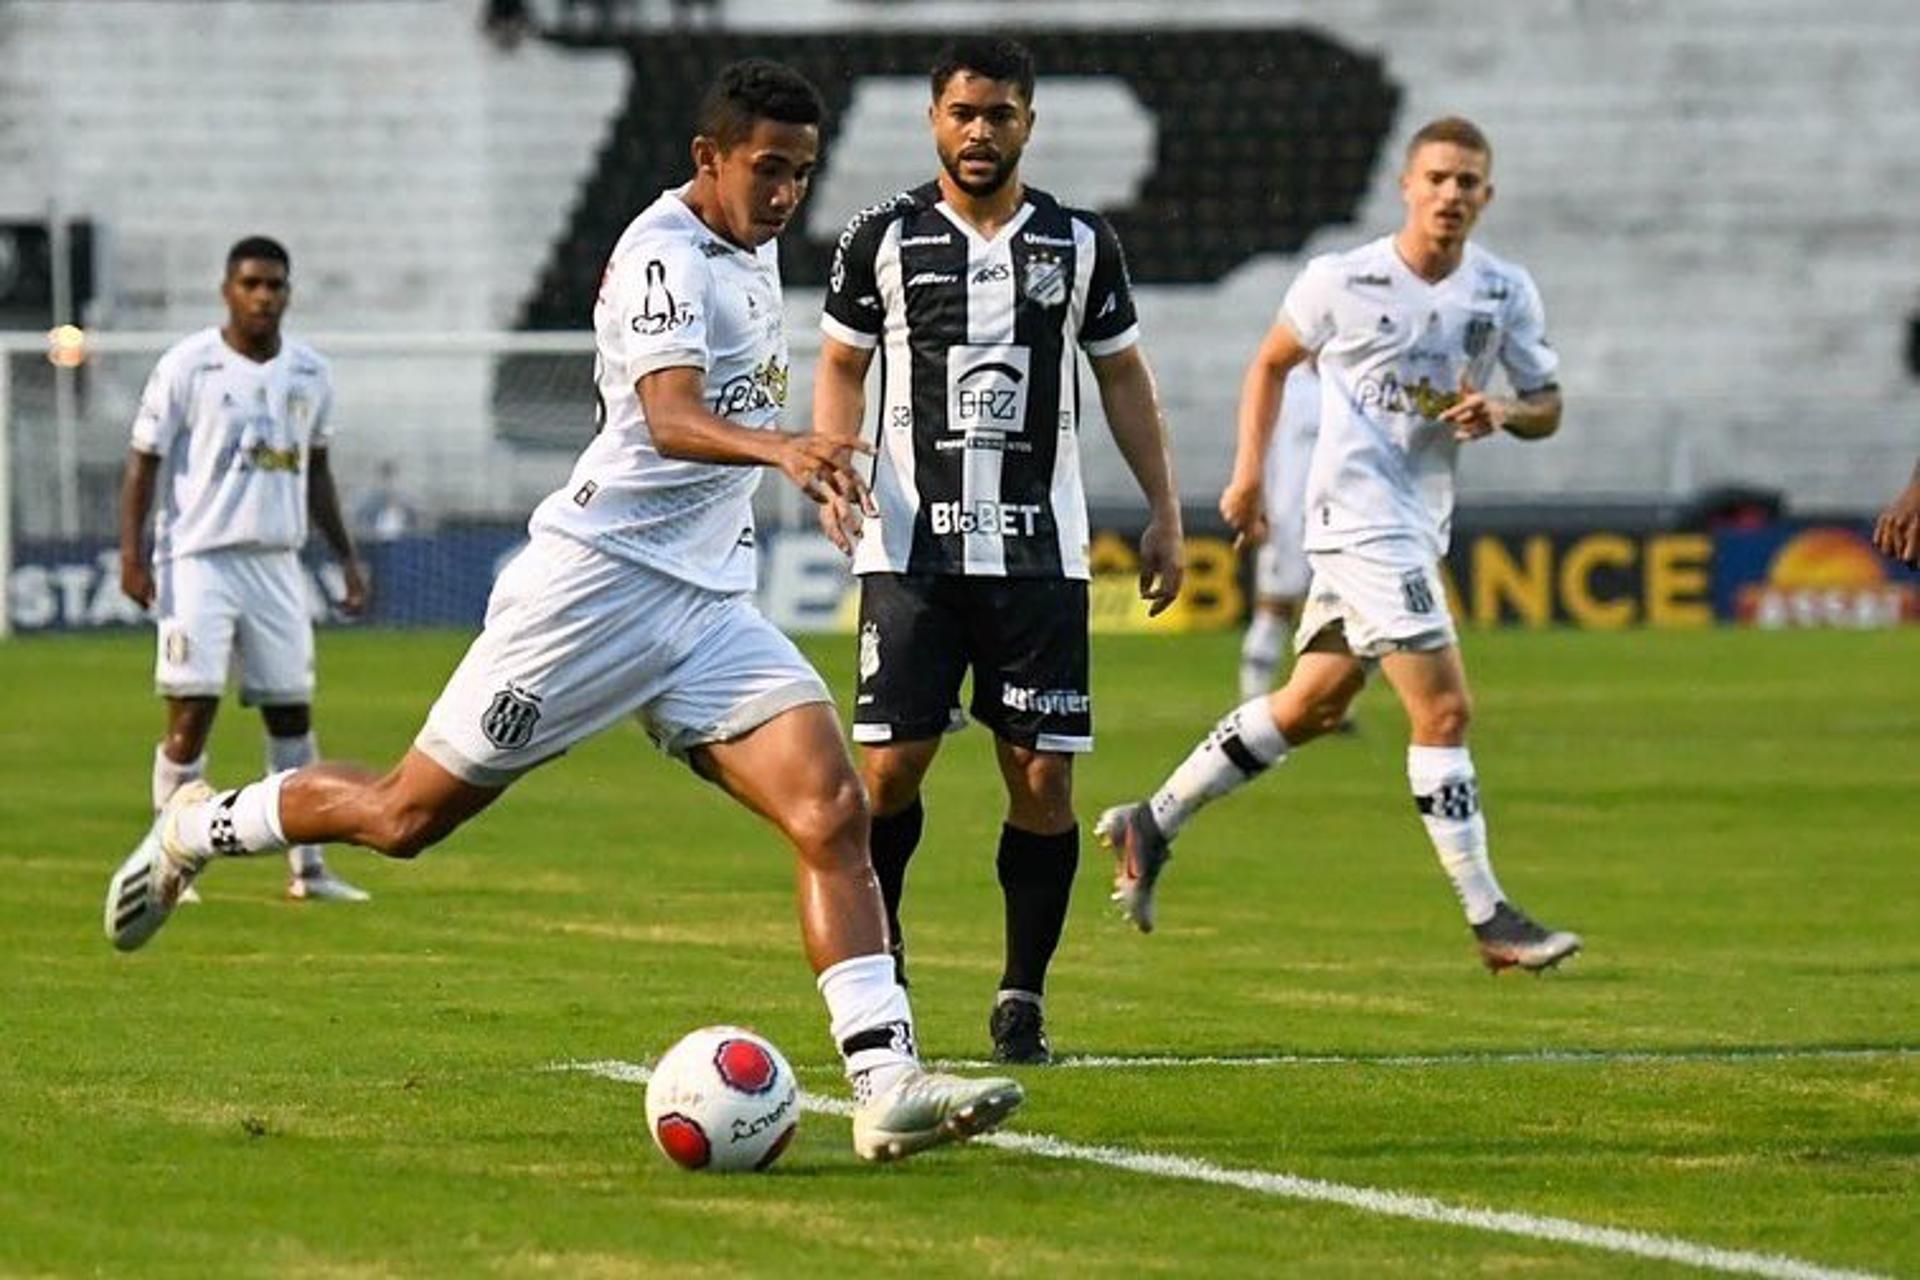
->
[696, 58, 824, 151]
[225, 235, 290, 274]
[930, 37, 1035, 104]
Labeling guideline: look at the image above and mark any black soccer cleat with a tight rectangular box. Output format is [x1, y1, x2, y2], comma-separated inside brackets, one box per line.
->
[1473, 901, 1583, 973]
[989, 997, 1052, 1065]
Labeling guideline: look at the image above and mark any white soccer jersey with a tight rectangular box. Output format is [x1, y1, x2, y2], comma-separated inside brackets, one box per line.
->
[130, 327, 333, 562]
[529, 186, 789, 594]
[1281, 236, 1558, 557]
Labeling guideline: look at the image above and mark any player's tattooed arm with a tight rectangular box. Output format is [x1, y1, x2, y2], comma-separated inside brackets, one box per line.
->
[1091, 344, 1185, 615]
[1872, 457, 1920, 566]
[641, 366, 874, 513]
[307, 448, 368, 614]
[117, 449, 161, 608]
[811, 336, 878, 555]
[1440, 379, 1562, 442]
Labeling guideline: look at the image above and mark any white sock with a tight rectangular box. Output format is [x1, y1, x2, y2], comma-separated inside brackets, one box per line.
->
[175, 772, 291, 859]
[1148, 697, 1289, 840]
[817, 952, 918, 1098]
[151, 745, 206, 813]
[267, 733, 323, 877]
[1238, 612, 1286, 702]
[1407, 745, 1504, 926]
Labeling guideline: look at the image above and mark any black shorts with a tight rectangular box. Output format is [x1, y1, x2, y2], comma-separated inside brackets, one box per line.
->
[851, 573, 1091, 753]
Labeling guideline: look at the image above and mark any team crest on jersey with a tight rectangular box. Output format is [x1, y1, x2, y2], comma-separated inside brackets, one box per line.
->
[1463, 314, 1496, 358]
[285, 388, 314, 434]
[481, 684, 543, 750]
[858, 621, 882, 681]
[1021, 251, 1067, 308]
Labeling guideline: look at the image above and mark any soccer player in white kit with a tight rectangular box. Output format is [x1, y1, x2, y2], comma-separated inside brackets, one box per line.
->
[104, 60, 1022, 1162]
[118, 236, 370, 903]
[1237, 362, 1321, 703]
[1099, 118, 1583, 972]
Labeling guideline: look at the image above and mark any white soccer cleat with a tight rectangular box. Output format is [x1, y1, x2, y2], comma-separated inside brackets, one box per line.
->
[105, 780, 213, 951]
[851, 1069, 1024, 1163]
[287, 868, 370, 903]
[1095, 802, 1173, 934]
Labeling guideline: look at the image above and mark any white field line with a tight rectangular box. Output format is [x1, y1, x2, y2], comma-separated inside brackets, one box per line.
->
[926, 1046, 1920, 1071]
[556, 1058, 1890, 1280]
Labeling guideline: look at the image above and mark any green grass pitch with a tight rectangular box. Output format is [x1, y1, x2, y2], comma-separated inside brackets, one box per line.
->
[1, 626, 1914, 1277]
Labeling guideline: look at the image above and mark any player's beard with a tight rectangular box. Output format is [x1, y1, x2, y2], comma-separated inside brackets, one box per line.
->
[940, 142, 1021, 198]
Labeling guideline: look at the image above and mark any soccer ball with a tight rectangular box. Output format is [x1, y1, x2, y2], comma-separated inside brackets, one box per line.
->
[644, 1026, 800, 1172]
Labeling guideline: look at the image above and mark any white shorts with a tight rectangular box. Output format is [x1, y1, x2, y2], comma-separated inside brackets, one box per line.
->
[416, 532, 831, 786]
[1295, 539, 1458, 660]
[154, 548, 314, 705]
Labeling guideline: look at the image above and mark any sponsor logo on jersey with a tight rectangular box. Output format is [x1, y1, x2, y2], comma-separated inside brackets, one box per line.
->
[1353, 372, 1461, 420]
[633, 258, 694, 335]
[947, 344, 1031, 434]
[971, 262, 1011, 284]
[906, 271, 959, 287]
[898, 233, 952, 247]
[1022, 232, 1074, 248]
[700, 239, 735, 258]
[1347, 272, 1392, 288]
[1000, 684, 1091, 715]
[481, 683, 543, 750]
[830, 192, 914, 294]
[572, 480, 598, 507]
[928, 499, 1044, 537]
[1022, 250, 1067, 307]
[858, 620, 881, 680]
[244, 443, 303, 473]
[711, 354, 790, 417]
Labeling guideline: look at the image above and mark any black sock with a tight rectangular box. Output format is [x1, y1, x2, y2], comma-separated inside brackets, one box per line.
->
[870, 798, 924, 986]
[996, 823, 1079, 996]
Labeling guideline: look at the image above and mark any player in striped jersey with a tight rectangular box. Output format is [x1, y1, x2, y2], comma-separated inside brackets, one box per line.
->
[814, 38, 1184, 1062]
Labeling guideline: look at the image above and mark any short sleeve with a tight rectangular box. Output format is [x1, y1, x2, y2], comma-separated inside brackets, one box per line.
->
[1497, 266, 1559, 394]
[1278, 258, 1339, 352]
[604, 237, 712, 383]
[130, 349, 187, 455]
[820, 198, 898, 350]
[1078, 213, 1139, 356]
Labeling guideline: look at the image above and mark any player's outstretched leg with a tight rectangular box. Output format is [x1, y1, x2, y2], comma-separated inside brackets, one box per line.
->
[104, 749, 498, 951]
[1095, 695, 1289, 933]
[262, 721, 370, 904]
[1098, 651, 1363, 933]
[697, 702, 1023, 1161]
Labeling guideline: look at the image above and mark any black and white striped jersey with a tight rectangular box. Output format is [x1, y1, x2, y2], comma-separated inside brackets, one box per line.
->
[821, 182, 1140, 580]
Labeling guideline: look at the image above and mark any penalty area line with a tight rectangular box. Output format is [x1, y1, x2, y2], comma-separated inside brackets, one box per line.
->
[554, 1058, 1886, 1280]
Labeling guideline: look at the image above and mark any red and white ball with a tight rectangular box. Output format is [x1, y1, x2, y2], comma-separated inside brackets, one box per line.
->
[644, 1026, 799, 1172]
